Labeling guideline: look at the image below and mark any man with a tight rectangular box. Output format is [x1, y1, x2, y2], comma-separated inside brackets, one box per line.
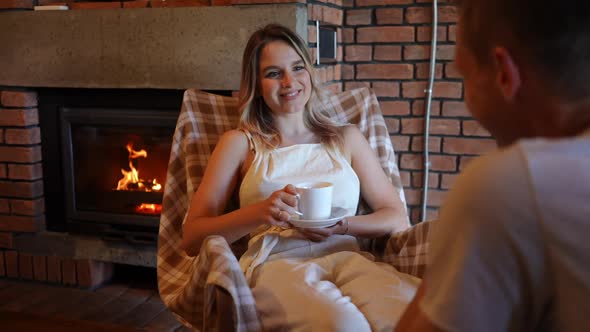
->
[396, 0, 590, 331]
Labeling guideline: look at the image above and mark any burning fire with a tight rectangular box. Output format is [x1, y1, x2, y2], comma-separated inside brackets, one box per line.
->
[116, 143, 162, 192]
[116, 143, 163, 215]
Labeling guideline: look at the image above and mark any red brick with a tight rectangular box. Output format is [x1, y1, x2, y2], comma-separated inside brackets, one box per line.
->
[424, 189, 449, 206]
[234, 0, 305, 2]
[0, 251, 4, 276]
[404, 44, 455, 61]
[445, 62, 462, 79]
[372, 82, 400, 98]
[10, 198, 44, 216]
[401, 153, 458, 172]
[123, 0, 149, 8]
[151, 0, 209, 7]
[357, 26, 415, 43]
[342, 64, 355, 80]
[411, 136, 442, 152]
[0, 109, 39, 126]
[343, 28, 355, 43]
[76, 260, 114, 289]
[412, 100, 441, 116]
[33, 255, 47, 281]
[356, 0, 412, 5]
[333, 64, 342, 81]
[347, 9, 372, 25]
[0, 232, 13, 249]
[0, 146, 42, 163]
[384, 118, 400, 133]
[321, 6, 343, 26]
[441, 173, 459, 189]
[0, 199, 8, 214]
[373, 45, 402, 61]
[443, 137, 497, 155]
[376, 8, 403, 25]
[345, 45, 372, 62]
[308, 3, 321, 21]
[342, 0, 353, 7]
[417, 26, 447, 42]
[0, 215, 44, 232]
[18, 253, 33, 280]
[463, 120, 491, 137]
[412, 172, 440, 189]
[308, 25, 317, 44]
[459, 156, 478, 171]
[438, 5, 459, 22]
[5, 127, 41, 145]
[380, 101, 410, 116]
[0, 0, 33, 8]
[344, 81, 371, 91]
[406, 6, 458, 24]
[399, 171, 411, 187]
[47, 256, 62, 283]
[357, 64, 413, 79]
[416, 62, 443, 80]
[0, 164, 6, 179]
[402, 118, 460, 135]
[391, 135, 410, 152]
[404, 188, 421, 205]
[69, 1, 122, 9]
[0, 180, 43, 198]
[449, 24, 457, 42]
[406, 7, 432, 24]
[5, 250, 18, 278]
[37, 0, 68, 4]
[62, 259, 77, 286]
[402, 81, 463, 98]
[212, 0, 231, 4]
[442, 101, 470, 117]
[7, 163, 43, 180]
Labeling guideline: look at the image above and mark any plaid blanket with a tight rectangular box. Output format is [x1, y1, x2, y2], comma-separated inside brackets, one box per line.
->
[158, 88, 433, 331]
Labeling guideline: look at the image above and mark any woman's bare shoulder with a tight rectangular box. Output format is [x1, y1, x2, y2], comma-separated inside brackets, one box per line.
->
[216, 129, 250, 158]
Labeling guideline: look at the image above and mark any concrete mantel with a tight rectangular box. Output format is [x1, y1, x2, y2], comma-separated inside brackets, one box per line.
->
[0, 4, 307, 90]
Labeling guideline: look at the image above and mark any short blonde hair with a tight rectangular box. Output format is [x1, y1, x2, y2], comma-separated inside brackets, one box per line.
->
[237, 24, 343, 152]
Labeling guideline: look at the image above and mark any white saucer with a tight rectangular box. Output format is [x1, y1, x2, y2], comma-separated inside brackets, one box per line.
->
[289, 207, 348, 229]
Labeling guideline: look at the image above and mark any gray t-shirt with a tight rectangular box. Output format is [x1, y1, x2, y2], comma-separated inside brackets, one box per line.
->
[420, 131, 590, 331]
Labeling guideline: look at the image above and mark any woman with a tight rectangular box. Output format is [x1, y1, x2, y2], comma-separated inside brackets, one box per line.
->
[181, 24, 419, 331]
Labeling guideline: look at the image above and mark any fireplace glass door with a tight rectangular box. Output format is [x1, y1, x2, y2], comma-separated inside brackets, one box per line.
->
[61, 107, 177, 239]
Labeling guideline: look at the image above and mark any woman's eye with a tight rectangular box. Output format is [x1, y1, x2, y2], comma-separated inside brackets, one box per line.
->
[265, 71, 280, 78]
[294, 65, 305, 72]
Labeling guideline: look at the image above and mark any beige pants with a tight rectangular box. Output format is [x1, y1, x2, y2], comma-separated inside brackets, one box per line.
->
[251, 251, 420, 332]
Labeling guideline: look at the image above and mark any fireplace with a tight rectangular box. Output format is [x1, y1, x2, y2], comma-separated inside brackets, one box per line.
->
[39, 89, 184, 244]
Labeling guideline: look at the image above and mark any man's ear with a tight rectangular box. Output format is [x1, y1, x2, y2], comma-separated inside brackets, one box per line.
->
[493, 47, 521, 101]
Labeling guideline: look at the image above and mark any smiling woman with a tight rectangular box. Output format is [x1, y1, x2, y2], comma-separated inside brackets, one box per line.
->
[179, 24, 418, 331]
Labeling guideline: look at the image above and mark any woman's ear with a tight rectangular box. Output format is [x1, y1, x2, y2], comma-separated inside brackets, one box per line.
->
[493, 47, 522, 101]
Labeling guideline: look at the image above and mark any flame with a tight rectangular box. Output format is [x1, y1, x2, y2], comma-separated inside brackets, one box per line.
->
[116, 142, 162, 192]
[135, 203, 162, 215]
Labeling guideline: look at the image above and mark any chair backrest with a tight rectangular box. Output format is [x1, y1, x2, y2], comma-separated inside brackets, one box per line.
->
[157, 87, 408, 308]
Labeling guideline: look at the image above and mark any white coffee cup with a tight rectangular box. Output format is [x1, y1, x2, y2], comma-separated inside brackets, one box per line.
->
[293, 182, 333, 220]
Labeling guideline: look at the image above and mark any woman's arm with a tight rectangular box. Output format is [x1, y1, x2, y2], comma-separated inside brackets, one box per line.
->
[344, 125, 409, 237]
[181, 130, 298, 256]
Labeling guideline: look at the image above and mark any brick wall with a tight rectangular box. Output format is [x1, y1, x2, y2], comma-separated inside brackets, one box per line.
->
[341, 0, 494, 221]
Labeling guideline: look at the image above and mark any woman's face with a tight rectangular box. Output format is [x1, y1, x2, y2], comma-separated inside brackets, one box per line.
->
[258, 40, 312, 115]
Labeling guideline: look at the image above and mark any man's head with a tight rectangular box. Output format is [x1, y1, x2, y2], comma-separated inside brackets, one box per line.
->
[454, 0, 590, 144]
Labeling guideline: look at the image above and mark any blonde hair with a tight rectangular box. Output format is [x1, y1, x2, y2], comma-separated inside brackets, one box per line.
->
[237, 24, 343, 152]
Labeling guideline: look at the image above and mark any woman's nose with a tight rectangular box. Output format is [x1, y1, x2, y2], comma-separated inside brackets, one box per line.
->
[281, 72, 293, 88]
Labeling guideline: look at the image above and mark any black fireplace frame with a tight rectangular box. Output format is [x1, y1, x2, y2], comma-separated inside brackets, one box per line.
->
[39, 88, 185, 241]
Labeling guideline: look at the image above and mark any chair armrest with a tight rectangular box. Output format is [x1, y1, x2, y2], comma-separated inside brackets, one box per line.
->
[382, 220, 437, 279]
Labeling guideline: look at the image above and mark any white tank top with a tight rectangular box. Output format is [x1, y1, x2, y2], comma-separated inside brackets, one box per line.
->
[239, 139, 360, 217]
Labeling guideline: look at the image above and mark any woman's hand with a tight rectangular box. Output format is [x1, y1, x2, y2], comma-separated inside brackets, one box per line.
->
[254, 184, 300, 228]
[295, 219, 347, 242]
